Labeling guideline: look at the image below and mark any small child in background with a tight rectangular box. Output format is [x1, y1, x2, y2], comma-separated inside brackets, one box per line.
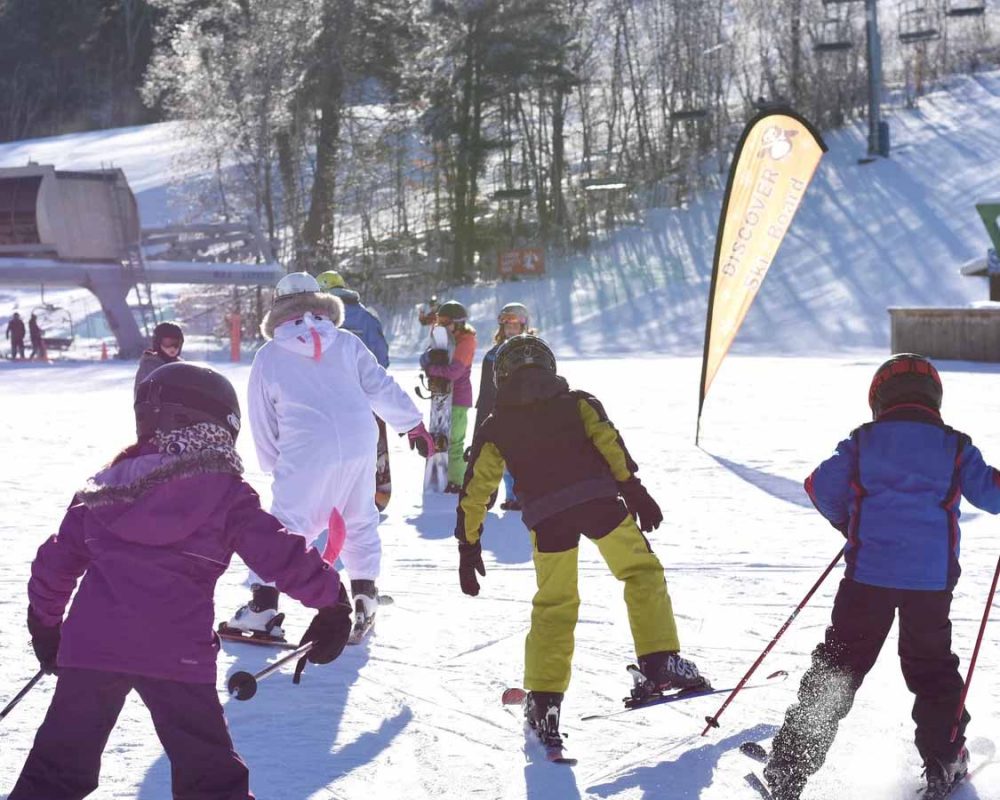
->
[474, 302, 534, 510]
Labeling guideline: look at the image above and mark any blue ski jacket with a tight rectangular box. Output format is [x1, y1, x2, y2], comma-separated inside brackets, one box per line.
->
[805, 406, 1000, 591]
[331, 288, 389, 367]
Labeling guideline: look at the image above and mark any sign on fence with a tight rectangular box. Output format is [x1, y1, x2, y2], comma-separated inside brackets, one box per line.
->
[498, 248, 545, 277]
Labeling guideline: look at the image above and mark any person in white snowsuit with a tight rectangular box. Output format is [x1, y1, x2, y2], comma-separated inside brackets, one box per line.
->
[227, 272, 433, 642]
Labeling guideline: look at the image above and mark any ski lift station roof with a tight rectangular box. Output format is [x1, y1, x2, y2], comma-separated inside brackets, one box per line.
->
[0, 164, 139, 261]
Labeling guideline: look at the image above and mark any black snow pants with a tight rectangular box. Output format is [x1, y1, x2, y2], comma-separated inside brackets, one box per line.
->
[764, 577, 970, 800]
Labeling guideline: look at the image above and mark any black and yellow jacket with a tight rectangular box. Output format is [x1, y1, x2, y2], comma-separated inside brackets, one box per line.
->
[455, 368, 639, 545]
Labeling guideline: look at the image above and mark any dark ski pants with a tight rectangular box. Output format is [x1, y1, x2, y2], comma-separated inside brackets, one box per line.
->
[765, 578, 969, 800]
[10, 337, 25, 358]
[9, 667, 253, 800]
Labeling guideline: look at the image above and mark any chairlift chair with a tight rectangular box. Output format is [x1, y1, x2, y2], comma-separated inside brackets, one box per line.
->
[899, 3, 941, 43]
[580, 176, 628, 192]
[814, 17, 854, 52]
[945, 0, 986, 17]
[32, 303, 74, 351]
[670, 108, 709, 123]
[489, 162, 532, 202]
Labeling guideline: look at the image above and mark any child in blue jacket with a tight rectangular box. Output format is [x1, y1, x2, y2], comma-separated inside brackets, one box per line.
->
[764, 354, 1000, 800]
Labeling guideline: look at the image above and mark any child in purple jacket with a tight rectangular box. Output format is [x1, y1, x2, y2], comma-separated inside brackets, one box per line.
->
[8, 363, 352, 800]
[764, 354, 1000, 800]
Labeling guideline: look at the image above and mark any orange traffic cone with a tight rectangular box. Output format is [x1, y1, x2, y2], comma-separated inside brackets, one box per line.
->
[100, 341, 108, 361]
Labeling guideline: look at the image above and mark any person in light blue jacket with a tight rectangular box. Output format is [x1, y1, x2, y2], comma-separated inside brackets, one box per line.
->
[317, 271, 389, 367]
[764, 354, 1000, 800]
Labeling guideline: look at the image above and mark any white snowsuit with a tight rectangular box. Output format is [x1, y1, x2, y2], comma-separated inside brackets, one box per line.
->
[248, 325, 422, 581]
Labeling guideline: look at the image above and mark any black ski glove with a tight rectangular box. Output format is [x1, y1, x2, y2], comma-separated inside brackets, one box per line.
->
[618, 478, 663, 533]
[293, 584, 352, 684]
[27, 606, 61, 674]
[458, 541, 486, 597]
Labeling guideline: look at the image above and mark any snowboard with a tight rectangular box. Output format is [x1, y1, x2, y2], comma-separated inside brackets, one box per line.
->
[418, 325, 453, 493]
[375, 415, 391, 510]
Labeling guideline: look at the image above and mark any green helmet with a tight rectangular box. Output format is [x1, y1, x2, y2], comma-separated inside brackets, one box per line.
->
[317, 270, 346, 291]
[493, 334, 556, 387]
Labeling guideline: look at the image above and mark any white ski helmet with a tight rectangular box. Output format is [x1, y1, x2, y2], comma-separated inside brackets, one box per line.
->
[275, 271, 321, 298]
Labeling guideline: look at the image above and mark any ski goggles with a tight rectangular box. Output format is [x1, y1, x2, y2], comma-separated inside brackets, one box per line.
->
[498, 312, 528, 325]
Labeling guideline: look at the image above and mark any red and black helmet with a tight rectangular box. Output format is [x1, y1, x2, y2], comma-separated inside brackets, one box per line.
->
[868, 353, 942, 418]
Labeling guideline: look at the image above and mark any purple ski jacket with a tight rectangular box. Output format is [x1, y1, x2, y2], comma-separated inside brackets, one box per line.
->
[28, 443, 342, 683]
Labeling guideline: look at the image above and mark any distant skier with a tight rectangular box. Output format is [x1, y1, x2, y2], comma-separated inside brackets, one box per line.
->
[225, 272, 433, 645]
[763, 354, 1000, 800]
[6, 311, 25, 359]
[133, 321, 185, 399]
[417, 295, 439, 326]
[419, 300, 476, 493]
[316, 270, 393, 510]
[316, 270, 389, 367]
[7, 363, 352, 800]
[454, 334, 706, 746]
[27, 312, 43, 360]
[474, 302, 534, 511]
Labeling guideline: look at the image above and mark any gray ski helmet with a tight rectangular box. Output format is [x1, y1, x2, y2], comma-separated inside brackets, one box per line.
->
[493, 334, 556, 387]
[436, 300, 467, 323]
[135, 362, 241, 441]
[498, 302, 529, 326]
[868, 353, 942, 418]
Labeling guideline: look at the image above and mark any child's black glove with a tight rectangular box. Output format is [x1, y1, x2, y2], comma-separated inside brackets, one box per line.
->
[458, 541, 486, 596]
[619, 478, 663, 533]
[27, 606, 61, 674]
[293, 584, 353, 684]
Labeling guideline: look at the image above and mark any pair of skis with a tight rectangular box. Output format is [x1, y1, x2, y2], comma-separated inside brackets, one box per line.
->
[217, 593, 394, 649]
[501, 668, 789, 766]
[740, 737, 995, 799]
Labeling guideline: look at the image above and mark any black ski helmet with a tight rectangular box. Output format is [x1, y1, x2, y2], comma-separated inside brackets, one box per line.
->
[493, 334, 557, 387]
[135, 362, 241, 441]
[868, 353, 942, 418]
[436, 300, 467, 323]
[152, 321, 184, 351]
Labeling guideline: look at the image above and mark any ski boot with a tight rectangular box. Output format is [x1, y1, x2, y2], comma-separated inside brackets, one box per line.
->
[923, 746, 970, 799]
[762, 761, 807, 800]
[348, 579, 378, 645]
[500, 498, 522, 511]
[525, 691, 565, 748]
[637, 651, 707, 691]
[220, 584, 286, 642]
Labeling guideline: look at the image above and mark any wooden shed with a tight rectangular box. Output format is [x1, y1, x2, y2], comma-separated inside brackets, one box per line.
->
[889, 306, 1000, 361]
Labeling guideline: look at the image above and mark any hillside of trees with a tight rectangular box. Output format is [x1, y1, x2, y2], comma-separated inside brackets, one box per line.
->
[2, 0, 997, 298]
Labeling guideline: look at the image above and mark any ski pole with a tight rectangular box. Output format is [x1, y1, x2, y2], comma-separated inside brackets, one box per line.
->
[227, 642, 313, 701]
[950, 551, 1000, 743]
[701, 548, 843, 736]
[0, 668, 46, 723]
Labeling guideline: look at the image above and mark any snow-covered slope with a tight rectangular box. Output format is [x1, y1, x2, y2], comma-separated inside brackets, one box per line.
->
[3, 356, 1000, 800]
[3, 69, 1000, 800]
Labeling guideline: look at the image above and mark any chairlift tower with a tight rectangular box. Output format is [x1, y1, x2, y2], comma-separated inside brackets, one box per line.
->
[815, 0, 888, 160]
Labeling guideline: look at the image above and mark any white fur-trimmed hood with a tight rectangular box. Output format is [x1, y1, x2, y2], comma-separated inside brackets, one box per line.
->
[261, 292, 344, 339]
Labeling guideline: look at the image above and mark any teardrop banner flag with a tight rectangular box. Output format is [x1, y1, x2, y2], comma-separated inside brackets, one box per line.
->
[696, 109, 827, 444]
